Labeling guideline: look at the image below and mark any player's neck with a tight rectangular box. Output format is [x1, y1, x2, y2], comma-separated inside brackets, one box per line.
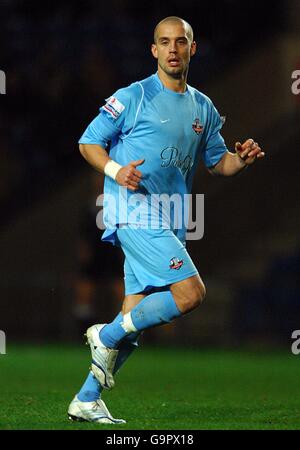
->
[157, 69, 187, 93]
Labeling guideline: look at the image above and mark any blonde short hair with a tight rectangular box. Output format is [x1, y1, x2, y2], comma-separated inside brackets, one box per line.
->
[154, 16, 194, 44]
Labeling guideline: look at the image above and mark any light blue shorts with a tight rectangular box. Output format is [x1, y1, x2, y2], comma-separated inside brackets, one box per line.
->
[115, 227, 199, 295]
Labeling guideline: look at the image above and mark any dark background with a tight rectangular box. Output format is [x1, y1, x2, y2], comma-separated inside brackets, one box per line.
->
[0, 0, 299, 348]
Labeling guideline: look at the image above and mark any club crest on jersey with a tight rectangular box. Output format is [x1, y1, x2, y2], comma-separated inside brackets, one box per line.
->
[192, 118, 203, 134]
[169, 257, 184, 270]
[103, 96, 125, 119]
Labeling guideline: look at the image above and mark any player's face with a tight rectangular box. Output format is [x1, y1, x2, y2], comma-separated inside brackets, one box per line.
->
[151, 22, 196, 79]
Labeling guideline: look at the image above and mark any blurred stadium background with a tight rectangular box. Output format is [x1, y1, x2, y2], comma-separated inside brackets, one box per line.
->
[0, 0, 299, 351]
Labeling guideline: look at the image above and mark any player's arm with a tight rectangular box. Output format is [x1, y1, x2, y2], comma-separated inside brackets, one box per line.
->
[79, 85, 145, 191]
[79, 143, 144, 192]
[208, 139, 265, 177]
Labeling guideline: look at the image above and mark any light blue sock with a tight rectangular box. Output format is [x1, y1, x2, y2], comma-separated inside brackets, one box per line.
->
[78, 292, 179, 402]
[77, 316, 140, 402]
[100, 312, 125, 349]
[100, 291, 181, 349]
[114, 330, 140, 374]
[77, 371, 100, 402]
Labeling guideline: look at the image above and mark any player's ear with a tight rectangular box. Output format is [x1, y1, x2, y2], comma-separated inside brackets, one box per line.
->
[190, 41, 196, 57]
[151, 44, 158, 59]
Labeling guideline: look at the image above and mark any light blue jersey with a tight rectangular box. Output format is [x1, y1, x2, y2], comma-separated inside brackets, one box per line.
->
[79, 73, 227, 245]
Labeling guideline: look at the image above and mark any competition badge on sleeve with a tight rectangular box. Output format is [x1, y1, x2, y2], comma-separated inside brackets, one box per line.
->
[103, 96, 125, 119]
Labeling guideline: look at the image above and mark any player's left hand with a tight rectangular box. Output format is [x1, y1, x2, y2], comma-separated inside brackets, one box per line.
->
[235, 139, 265, 165]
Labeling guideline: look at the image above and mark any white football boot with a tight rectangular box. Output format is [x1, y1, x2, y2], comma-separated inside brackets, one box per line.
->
[68, 396, 126, 424]
[85, 324, 118, 390]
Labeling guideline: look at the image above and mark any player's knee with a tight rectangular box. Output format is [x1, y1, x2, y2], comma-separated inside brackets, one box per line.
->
[189, 280, 206, 311]
[177, 280, 206, 314]
[122, 294, 145, 315]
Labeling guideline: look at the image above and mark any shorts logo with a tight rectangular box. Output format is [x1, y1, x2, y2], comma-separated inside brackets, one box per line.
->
[192, 118, 203, 134]
[103, 96, 125, 119]
[169, 257, 184, 270]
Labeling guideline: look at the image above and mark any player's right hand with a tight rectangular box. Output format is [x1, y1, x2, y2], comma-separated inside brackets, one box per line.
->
[115, 159, 144, 191]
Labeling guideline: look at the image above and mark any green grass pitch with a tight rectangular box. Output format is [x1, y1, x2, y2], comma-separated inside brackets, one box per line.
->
[0, 344, 299, 430]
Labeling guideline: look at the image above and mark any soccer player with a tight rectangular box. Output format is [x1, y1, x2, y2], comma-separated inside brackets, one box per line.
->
[68, 16, 265, 423]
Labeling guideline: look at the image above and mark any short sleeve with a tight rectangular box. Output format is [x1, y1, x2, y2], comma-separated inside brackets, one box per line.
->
[201, 101, 228, 168]
[78, 83, 142, 148]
